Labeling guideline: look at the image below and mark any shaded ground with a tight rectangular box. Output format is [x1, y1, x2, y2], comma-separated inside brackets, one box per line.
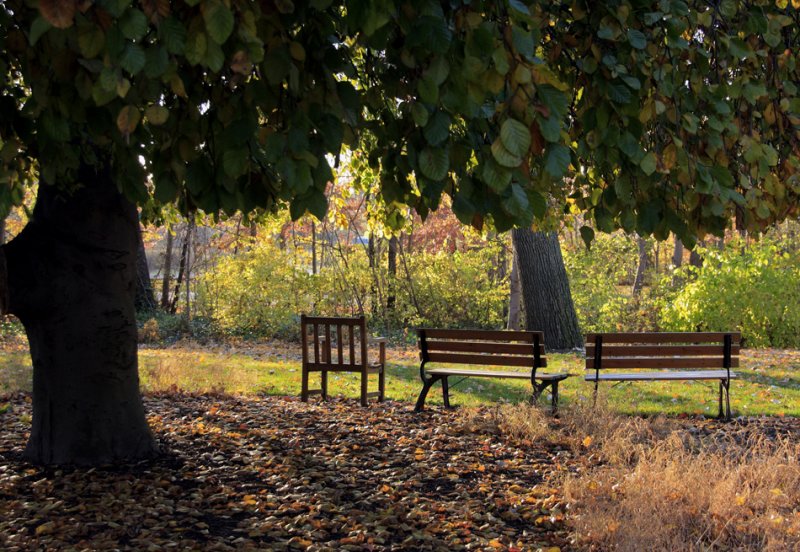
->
[0, 393, 574, 551]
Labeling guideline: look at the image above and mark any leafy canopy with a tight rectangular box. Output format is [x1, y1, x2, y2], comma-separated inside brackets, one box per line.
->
[1, 0, 799, 245]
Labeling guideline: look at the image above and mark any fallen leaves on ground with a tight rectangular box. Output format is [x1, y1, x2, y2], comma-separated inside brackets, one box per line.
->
[0, 393, 573, 551]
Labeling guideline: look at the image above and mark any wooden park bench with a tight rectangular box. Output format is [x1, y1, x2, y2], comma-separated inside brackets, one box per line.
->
[414, 329, 570, 412]
[300, 315, 386, 406]
[585, 332, 740, 419]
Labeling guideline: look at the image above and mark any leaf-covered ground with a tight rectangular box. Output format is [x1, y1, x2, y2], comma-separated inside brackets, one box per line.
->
[0, 393, 573, 551]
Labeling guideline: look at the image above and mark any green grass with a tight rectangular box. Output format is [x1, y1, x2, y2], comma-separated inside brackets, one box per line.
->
[1, 345, 798, 416]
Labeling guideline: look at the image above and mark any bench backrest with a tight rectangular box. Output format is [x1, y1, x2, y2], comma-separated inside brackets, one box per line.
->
[418, 329, 547, 369]
[585, 332, 741, 375]
[301, 315, 368, 371]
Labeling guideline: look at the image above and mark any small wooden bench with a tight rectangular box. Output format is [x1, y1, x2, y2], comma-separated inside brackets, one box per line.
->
[414, 329, 570, 412]
[585, 332, 740, 419]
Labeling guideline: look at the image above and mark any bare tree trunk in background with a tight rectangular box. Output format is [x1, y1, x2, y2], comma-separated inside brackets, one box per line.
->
[672, 238, 683, 268]
[184, 219, 193, 322]
[311, 221, 317, 275]
[689, 242, 703, 268]
[506, 245, 522, 330]
[387, 235, 397, 311]
[169, 222, 192, 314]
[632, 235, 648, 296]
[368, 233, 377, 317]
[512, 229, 583, 351]
[160, 229, 173, 309]
[135, 222, 156, 312]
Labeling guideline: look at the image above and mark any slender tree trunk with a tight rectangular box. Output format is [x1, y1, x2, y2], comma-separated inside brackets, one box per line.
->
[311, 221, 317, 275]
[184, 219, 193, 321]
[672, 238, 683, 268]
[507, 244, 522, 330]
[0, 164, 155, 465]
[689, 242, 703, 268]
[160, 229, 173, 309]
[135, 222, 157, 312]
[512, 229, 583, 350]
[368, 232, 377, 317]
[632, 235, 648, 296]
[387, 235, 397, 311]
[169, 222, 192, 314]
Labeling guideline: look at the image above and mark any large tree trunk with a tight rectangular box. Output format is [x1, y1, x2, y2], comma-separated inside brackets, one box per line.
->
[0, 164, 156, 465]
[135, 222, 157, 312]
[512, 229, 583, 351]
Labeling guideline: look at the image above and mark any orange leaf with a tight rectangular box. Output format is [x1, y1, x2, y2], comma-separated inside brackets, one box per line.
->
[39, 0, 77, 29]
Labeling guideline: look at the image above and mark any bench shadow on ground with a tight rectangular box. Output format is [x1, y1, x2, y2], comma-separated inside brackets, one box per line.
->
[737, 370, 800, 392]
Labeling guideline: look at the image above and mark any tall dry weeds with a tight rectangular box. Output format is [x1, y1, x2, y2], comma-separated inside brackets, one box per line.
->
[480, 397, 800, 551]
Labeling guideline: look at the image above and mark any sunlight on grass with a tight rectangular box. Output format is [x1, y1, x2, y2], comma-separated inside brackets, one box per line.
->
[1, 345, 798, 416]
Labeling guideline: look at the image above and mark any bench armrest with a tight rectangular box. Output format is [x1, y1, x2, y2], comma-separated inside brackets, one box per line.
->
[369, 337, 387, 344]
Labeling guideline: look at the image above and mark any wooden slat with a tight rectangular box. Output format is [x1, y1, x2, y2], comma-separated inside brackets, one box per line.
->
[324, 324, 331, 364]
[302, 316, 360, 326]
[427, 368, 532, 378]
[349, 325, 355, 365]
[306, 363, 365, 373]
[586, 357, 739, 369]
[337, 324, 343, 365]
[427, 352, 547, 368]
[586, 344, 741, 357]
[313, 323, 320, 364]
[585, 370, 739, 381]
[426, 340, 545, 355]
[585, 332, 741, 344]
[421, 329, 543, 342]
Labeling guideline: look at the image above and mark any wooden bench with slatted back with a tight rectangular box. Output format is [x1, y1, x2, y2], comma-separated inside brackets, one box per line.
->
[585, 332, 740, 419]
[414, 329, 570, 412]
[300, 315, 385, 406]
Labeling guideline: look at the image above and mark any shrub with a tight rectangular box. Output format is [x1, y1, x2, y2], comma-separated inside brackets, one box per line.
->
[659, 237, 800, 347]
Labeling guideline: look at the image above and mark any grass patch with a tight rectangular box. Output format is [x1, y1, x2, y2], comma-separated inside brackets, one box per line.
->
[0, 343, 798, 416]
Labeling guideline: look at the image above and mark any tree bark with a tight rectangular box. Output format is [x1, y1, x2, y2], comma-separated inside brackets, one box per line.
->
[506, 244, 522, 330]
[1, 164, 156, 465]
[512, 229, 583, 351]
[387, 235, 397, 311]
[169, 221, 192, 314]
[689, 242, 703, 268]
[160, 228, 173, 309]
[672, 238, 683, 268]
[632, 235, 648, 296]
[135, 222, 157, 312]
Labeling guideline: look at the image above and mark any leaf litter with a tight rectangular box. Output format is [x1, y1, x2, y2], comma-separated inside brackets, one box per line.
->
[0, 393, 573, 551]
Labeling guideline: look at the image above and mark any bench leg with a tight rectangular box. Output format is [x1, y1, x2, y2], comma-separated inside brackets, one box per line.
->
[718, 380, 724, 419]
[321, 369, 328, 401]
[378, 367, 385, 402]
[718, 379, 732, 420]
[551, 381, 559, 413]
[414, 376, 441, 412]
[593, 380, 599, 406]
[441, 377, 451, 408]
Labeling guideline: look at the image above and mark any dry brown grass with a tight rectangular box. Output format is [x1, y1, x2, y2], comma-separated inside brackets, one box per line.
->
[480, 399, 800, 551]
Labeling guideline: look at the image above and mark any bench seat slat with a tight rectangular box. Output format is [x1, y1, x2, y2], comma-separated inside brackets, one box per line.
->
[427, 352, 547, 368]
[586, 332, 741, 344]
[586, 344, 740, 357]
[421, 329, 543, 342]
[585, 370, 738, 381]
[426, 340, 545, 355]
[586, 357, 739, 369]
[428, 368, 568, 380]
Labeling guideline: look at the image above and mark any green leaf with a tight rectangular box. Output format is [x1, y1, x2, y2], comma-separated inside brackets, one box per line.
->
[154, 172, 178, 203]
[481, 159, 512, 192]
[145, 105, 169, 125]
[508, 0, 530, 15]
[423, 112, 451, 146]
[425, 56, 450, 86]
[608, 82, 632, 104]
[538, 115, 560, 143]
[537, 84, 568, 119]
[120, 43, 146, 75]
[203, 0, 235, 44]
[185, 28, 208, 66]
[223, 148, 249, 178]
[502, 183, 531, 220]
[640, 152, 657, 175]
[544, 144, 570, 178]
[419, 147, 449, 180]
[204, 40, 225, 72]
[144, 46, 169, 78]
[500, 118, 531, 158]
[119, 8, 148, 40]
[579, 225, 595, 249]
[627, 29, 647, 49]
[418, 76, 439, 104]
[78, 24, 105, 58]
[160, 17, 187, 54]
[491, 140, 523, 168]
[30, 17, 52, 46]
[411, 103, 429, 127]
[511, 26, 534, 59]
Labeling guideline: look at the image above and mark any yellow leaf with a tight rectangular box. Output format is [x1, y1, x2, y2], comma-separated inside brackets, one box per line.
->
[289, 42, 306, 62]
[771, 488, 784, 497]
[735, 495, 746, 506]
[145, 106, 169, 126]
[582, 436, 593, 448]
[662, 143, 677, 171]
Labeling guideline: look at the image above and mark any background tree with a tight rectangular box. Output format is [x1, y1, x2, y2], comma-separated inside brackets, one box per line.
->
[1, 0, 798, 465]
